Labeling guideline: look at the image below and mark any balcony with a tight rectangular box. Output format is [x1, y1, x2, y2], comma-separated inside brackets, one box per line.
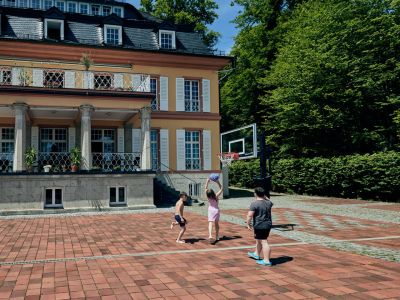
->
[0, 153, 13, 173]
[0, 66, 151, 94]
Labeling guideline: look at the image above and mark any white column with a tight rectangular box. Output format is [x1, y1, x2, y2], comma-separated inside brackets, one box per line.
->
[12, 103, 28, 172]
[140, 107, 151, 170]
[80, 105, 93, 171]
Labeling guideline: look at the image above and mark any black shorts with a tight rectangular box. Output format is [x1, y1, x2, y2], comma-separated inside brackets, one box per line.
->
[254, 228, 271, 240]
[175, 215, 186, 227]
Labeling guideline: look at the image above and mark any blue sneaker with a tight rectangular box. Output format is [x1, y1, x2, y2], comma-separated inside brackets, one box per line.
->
[256, 260, 272, 266]
[247, 252, 261, 260]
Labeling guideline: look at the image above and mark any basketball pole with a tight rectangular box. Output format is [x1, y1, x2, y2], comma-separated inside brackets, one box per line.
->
[222, 164, 229, 198]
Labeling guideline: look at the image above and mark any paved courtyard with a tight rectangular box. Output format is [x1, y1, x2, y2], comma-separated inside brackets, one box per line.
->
[0, 192, 399, 299]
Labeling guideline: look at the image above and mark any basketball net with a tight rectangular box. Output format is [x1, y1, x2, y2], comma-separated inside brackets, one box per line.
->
[217, 152, 239, 168]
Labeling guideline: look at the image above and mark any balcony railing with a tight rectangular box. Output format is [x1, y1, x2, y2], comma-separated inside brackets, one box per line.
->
[0, 153, 13, 173]
[92, 152, 141, 172]
[37, 152, 70, 172]
[0, 66, 151, 93]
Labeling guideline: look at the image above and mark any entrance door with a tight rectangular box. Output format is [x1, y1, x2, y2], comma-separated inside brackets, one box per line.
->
[91, 129, 116, 170]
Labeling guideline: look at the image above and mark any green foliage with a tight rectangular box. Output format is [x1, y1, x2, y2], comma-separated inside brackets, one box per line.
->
[25, 147, 37, 168]
[70, 146, 81, 166]
[229, 152, 400, 201]
[140, 0, 220, 48]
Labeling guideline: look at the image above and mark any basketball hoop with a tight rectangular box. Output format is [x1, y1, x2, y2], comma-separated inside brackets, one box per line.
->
[217, 152, 239, 168]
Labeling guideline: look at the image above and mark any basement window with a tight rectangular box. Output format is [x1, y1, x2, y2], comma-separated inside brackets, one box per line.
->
[45, 19, 64, 41]
[188, 183, 201, 197]
[45, 188, 63, 208]
[109, 186, 126, 205]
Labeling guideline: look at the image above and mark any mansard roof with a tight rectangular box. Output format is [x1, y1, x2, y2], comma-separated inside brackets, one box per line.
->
[0, 4, 215, 56]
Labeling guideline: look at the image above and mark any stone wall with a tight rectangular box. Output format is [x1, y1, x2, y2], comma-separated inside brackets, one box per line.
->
[0, 173, 155, 211]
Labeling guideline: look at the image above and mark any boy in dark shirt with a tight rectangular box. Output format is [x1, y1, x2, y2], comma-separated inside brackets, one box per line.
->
[246, 187, 273, 266]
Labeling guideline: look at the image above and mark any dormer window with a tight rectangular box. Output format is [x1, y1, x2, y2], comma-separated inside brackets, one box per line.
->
[31, 0, 41, 9]
[19, 0, 28, 8]
[159, 30, 176, 49]
[79, 3, 88, 14]
[44, 0, 53, 9]
[102, 6, 111, 16]
[55, 1, 65, 11]
[113, 7, 122, 17]
[45, 19, 64, 41]
[104, 25, 122, 46]
[91, 5, 100, 15]
[67, 2, 77, 13]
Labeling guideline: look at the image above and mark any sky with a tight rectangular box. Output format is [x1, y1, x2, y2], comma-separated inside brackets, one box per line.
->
[127, 0, 240, 54]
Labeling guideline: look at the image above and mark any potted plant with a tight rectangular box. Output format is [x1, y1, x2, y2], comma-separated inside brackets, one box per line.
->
[80, 52, 93, 71]
[25, 147, 37, 172]
[70, 146, 81, 172]
[43, 164, 52, 172]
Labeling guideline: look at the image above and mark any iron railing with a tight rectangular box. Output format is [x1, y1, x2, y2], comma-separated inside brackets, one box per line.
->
[37, 152, 71, 172]
[0, 153, 13, 172]
[91, 152, 141, 172]
[0, 66, 151, 93]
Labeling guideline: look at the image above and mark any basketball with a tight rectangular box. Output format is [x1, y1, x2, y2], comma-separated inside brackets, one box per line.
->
[209, 173, 219, 182]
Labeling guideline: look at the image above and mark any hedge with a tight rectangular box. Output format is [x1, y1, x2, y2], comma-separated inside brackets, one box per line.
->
[229, 151, 400, 201]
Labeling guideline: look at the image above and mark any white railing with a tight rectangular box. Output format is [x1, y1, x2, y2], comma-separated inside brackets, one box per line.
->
[0, 66, 151, 93]
[92, 152, 141, 172]
[37, 152, 71, 172]
[0, 153, 13, 173]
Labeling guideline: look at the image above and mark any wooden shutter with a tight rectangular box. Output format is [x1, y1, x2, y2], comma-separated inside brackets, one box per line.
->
[68, 127, 76, 150]
[176, 129, 185, 170]
[203, 130, 211, 170]
[65, 71, 75, 88]
[117, 128, 124, 152]
[32, 69, 43, 87]
[114, 73, 123, 89]
[159, 76, 168, 111]
[176, 78, 184, 111]
[160, 129, 169, 171]
[202, 79, 211, 112]
[132, 128, 142, 154]
[31, 126, 39, 150]
[11, 67, 21, 86]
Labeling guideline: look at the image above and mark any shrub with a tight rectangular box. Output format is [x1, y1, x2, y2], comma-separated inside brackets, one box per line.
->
[229, 152, 400, 202]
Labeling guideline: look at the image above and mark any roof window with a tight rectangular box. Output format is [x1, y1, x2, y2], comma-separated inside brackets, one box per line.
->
[159, 30, 176, 49]
[45, 19, 64, 41]
[104, 25, 122, 46]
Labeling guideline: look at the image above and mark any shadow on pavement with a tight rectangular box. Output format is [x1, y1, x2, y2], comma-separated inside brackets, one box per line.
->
[184, 238, 206, 244]
[211, 235, 242, 245]
[272, 224, 296, 231]
[270, 256, 293, 265]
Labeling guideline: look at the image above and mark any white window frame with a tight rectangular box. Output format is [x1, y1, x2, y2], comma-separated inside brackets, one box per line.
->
[18, 0, 28, 8]
[31, 0, 41, 9]
[44, 0, 53, 9]
[0, 127, 14, 154]
[113, 6, 123, 17]
[159, 30, 176, 49]
[39, 128, 68, 153]
[185, 130, 201, 170]
[109, 186, 126, 205]
[150, 77, 159, 110]
[79, 3, 88, 14]
[55, 0, 65, 11]
[104, 24, 122, 46]
[150, 129, 159, 171]
[67, 1, 77, 13]
[184, 79, 200, 112]
[189, 182, 201, 197]
[44, 19, 64, 40]
[102, 5, 111, 16]
[91, 4, 100, 15]
[44, 187, 63, 208]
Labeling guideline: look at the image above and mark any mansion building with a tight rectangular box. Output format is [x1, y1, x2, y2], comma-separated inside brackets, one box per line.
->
[0, 0, 230, 211]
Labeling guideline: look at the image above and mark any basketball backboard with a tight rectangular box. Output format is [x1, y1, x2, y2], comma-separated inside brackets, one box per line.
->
[220, 123, 257, 159]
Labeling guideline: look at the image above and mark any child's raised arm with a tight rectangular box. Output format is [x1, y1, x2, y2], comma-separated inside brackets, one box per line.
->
[215, 180, 223, 199]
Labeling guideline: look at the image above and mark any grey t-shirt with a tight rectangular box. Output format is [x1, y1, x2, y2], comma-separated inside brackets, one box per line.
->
[250, 199, 273, 229]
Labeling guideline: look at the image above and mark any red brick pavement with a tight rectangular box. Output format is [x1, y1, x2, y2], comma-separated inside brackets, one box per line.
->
[360, 204, 400, 212]
[300, 198, 370, 205]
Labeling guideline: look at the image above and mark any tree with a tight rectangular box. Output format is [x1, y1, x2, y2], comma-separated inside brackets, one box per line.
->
[265, 0, 400, 157]
[140, 0, 220, 48]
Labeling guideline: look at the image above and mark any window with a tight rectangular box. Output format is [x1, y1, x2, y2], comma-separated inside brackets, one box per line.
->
[0, 68, 12, 85]
[45, 19, 64, 40]
[150, 130, 159, 171]
[44, 70, 64, 88]
[6, 0, 16, 7]
[94, 73, 113, 90]
[0, 128, 14, 153]
[40, 128, 68, 153]
[55, 0, 64, 11]
[45, 188, 63, 208]
[109, 187, 126, 205]
[104, 25, 122, 45]
[79, 3, 88, 14]
[184, 80, 199, 112]
[185, 131, 200, 170]
[150, 78, 158, 110]
[113, 7, 122, 17]
[189, 183, 201, 197]
[44, 0, 53, 9]
[19, 0, 28, 8]
[102, 5, 111, 16]
[67, 2, 77, 12]
[31, 0, 41, 9]
[159, 30, 175, 49]
[91, 5, 100, 15]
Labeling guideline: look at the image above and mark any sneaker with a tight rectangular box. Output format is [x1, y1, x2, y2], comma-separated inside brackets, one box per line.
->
[256, 260, 272, 266]
[247, 252, 261, 260]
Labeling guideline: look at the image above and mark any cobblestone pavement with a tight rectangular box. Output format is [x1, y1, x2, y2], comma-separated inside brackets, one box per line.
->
[0, 192, 399, 299]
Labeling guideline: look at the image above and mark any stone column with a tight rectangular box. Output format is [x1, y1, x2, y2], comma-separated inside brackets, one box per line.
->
[80, 105, 94, 171]
[12, 103, 28, 172]
[140, 107, 151, 170]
